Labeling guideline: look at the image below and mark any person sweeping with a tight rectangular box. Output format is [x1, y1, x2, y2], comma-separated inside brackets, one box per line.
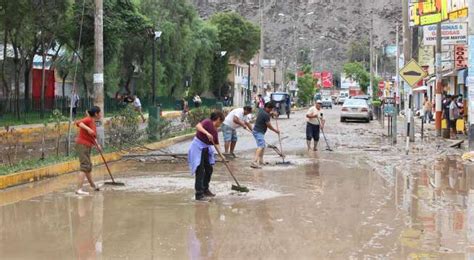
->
[188, 111, 225, 201]
[251, 102, 279, 169]
[75, 106, 102, 195]
[306, 100, 324, 151]
[221, 106, 253, 157]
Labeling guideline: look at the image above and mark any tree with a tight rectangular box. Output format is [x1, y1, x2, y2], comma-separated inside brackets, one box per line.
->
[209, 11, 260, 97]
[297, 65, 316, 105]
[343, 62, 370, 93]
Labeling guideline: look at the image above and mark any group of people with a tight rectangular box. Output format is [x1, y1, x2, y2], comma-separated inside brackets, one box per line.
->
[187, 99, 324, 201]
[73, 96, 325, 201]
[422, 94, 464, 139]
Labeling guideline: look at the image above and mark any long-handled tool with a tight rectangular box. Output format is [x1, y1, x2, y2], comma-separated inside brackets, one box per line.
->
[274, 117, 291, 165]
[317, 118, 333, 152]
[94, 140, 125, 186]
[212, 141, 249, 193]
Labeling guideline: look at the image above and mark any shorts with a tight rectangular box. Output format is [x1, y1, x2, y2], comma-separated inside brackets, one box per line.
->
[253, 130, 266, 148]
[306, 123, 320, 141]
[76, 143, 92, 173]
[222, 124, 238, 142]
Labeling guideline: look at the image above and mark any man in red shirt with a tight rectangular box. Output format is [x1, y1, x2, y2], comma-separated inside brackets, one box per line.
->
[188, 111, 225, 201]
[75, 106, 102, 195]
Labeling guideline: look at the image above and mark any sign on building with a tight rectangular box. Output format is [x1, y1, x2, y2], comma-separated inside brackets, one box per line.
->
[455, 45, 468, 69]
[341, 73, 360, 89]
[423, 23, 467, 46]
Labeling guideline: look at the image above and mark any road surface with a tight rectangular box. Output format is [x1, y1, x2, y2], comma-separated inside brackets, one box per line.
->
[0, 107, 471, 259]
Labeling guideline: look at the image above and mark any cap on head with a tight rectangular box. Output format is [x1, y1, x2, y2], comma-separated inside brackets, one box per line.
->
[316, 100, 322, 104]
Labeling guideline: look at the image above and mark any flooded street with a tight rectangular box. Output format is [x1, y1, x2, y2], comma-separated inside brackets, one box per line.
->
[1, 108, 473, 259]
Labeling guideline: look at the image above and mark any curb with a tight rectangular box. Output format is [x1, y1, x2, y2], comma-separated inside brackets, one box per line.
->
[0, 133, 194, 190]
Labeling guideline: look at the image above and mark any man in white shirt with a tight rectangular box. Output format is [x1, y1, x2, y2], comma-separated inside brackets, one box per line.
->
[133, 95, 146, 123]
[222, 106, 253, 157]
[306, 101, 324, 151]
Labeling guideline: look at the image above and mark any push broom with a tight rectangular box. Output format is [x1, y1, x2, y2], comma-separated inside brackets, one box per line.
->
[94, 140, 125, 186]
[212, 141, 249, 193]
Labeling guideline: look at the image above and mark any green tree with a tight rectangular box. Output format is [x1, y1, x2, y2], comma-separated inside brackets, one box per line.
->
[297, 65, 317, 105]
[343, 62, 370, 93]
[209, 12, 260, 97]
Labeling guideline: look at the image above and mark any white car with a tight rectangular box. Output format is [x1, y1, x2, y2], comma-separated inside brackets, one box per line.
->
[340, 98, 371, 123]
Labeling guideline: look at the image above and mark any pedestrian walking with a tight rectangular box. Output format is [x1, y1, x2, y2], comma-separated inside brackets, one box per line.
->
[193, 94, 202, 108]
[75, 106, 102, 195]
[423, 96, 432, 123]
[133, 95, 146, 123]
[306, 101, 324, 151]
[251, 102, 279, 169]
[72, 93, 80, 118]
[257, 94, 265, 109]
[222, 106, 253, 157]
[449, 95, 460, 139]
[188, 111, 225, 201]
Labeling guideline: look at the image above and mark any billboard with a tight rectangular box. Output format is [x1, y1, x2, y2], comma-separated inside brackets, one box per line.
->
[341, 73, 360, 89]
[313, 71, 333, 88]
[410, 0, 448, 26]
[423, 23, 467, 46]
[448, 0, 468, 20]
[261, 59, 276, 68]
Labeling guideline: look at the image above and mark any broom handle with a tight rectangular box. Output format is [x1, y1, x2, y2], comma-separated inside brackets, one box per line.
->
[212, 142, 241, 187]
[275, 116, 284, 156]
[94, 140, 116, 183]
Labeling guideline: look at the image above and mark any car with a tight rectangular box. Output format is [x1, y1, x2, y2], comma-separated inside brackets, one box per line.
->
[270, 92, 291, 119]
[352, 95, 374, 120]
[321, 97, 332, 109]
[340, 98, 371, 123]
[337, 92, 349, 105]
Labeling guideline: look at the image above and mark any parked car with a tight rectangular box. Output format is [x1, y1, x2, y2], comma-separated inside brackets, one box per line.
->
[337, 92, 349, 105]
[321, 97, 333, 109]
[340, 98, 371, 123]
[352, 95, 374, 120]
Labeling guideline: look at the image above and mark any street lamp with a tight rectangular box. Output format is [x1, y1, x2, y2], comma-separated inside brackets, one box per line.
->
[217, 51, 227, 100]
[150, 30, 162, 106]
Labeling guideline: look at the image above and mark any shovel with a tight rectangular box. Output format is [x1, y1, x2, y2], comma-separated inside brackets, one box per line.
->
[212, 141, 249, 193]
[94, 140, 125, 186]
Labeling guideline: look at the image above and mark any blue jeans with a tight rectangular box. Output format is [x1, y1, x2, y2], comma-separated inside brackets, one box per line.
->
[253, 130, 266, 148]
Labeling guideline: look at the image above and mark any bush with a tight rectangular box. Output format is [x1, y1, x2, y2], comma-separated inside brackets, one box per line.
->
[146, 116, 172, 141]
[108, 106, 143, 149]
[187, 107, 212, 127]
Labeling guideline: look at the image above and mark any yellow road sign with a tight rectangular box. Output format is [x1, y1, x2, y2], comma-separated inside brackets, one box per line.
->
[399, 59, 427, 87]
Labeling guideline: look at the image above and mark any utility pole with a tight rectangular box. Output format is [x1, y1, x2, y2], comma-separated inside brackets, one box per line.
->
[467, 0, 474, 148]
[369, 11, 374, 97]
[394, 21, 400, 145]
[152, 33, 156, 106]
[93, 0, 105, 146]
[435, 23, 443, 137]
[402, 0, 412, 151]
[259, 0, 265, 94]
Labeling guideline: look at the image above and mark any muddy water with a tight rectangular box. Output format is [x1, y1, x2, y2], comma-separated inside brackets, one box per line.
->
[1, 108, 474, 259]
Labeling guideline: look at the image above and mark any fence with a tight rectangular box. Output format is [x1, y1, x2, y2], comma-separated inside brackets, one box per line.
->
[0, 96, 217, 124]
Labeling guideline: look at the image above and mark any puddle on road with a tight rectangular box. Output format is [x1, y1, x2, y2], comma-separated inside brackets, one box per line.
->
[111, 175, 292, 201]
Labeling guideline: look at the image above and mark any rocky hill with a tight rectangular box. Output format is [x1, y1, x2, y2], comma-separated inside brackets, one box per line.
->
[192, 0, 401, 73]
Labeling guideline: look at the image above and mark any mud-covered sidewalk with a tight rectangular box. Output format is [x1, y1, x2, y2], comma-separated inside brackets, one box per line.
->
[0, 108, 473, 259]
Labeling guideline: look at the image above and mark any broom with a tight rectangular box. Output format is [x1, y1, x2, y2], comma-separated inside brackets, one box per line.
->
[212, 141, 249, 193]
[94, 140, 125, 186]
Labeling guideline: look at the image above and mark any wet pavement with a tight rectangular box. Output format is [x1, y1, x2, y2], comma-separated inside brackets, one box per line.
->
[1, 107, 473, 259]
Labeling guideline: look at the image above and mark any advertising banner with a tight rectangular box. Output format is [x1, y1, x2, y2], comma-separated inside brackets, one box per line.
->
[455, 45, 468, 69]
[448, 0, 468, 20]
[423, 23, 467, 46]
[341, 73, 360, 89]
[321, 71, 333, 88]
